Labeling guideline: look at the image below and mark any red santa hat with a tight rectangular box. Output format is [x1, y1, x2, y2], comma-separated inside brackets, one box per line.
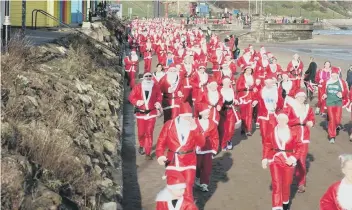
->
[164, 170, 187, 190]
[198, 103, 210, 115]
[295, 89, 307, 98]
[243, 65, 254, 72]
[179, 102, 193, 117]
[244, 48, 250, 54]
[143, 72, 152, 77]
[207, 77, 218, 86]
[331, 67, 341, 75]
[248, 44, 253, 48]
[198, 63, 206, 69]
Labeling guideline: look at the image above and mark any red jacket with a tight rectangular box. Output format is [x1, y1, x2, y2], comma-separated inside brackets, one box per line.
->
[286, 60, 304, 77]
[255, 87, 284, 121]
[195, 118, 219, 155]
[236, 74, 260, 104]
[156, 117, 205, 171]
[283, 102, 315, 144]
[262, 126, 303, 164]
[197, 89, 224, 124]
[320, 180, 348, 210]
[278, 80, 300, 98]
[156, 188, 198, 210]
[237, 55, 254, 70]
[124, 56, 138, 72]
[159, 74, 184, 110]
[128, 82, 162, 120]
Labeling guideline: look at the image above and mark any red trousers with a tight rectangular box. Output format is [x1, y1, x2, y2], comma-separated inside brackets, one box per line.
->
[176, 169, 196, 200]
[183, 88, 193, 106]
[317, 88, 326, 113]
[270, 162, 294, 208]
[295, 143, 309, 187]
[127, 71, 136, 88]
[136, 118, 156, 155]
[212, 70, 221, 82]
[259, 114, 277, 144]
[196, 154, 213, 185]
[219, 109, 237, 149]
[163, 107, 180, 123]
[327, 106, 342, 138]
[144, 58, 152, 73]
[239, 103, 254, 133]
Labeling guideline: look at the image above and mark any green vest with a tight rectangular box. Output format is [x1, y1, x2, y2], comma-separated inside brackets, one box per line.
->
[326, 80, 342, 107]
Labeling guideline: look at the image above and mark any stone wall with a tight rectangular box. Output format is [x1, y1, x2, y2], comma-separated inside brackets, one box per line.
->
[185, 23, 243, 31]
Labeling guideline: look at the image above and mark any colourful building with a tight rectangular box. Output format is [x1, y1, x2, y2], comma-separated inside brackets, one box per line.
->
[7, 0, 88, 28]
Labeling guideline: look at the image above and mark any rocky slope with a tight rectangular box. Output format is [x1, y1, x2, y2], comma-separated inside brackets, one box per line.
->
[1, 24, 124, 209]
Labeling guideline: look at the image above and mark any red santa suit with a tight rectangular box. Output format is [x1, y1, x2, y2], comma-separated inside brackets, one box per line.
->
[262, 116, 303, 209]
[315, 68, 332, 114]
[237, 49, 255, 71]
[156, 103, 206, 200]
[218, 63, 236, 85]
[196, 78, 224, 124]
[321, 69, 349, 140]
[210, 48, 225, 81]
[190, 64, 209, 102]
[159, 66, 184, 123]
[283, 90, 315, 189]
[219, 77, 241, 149]
[143, 48, 153, 73]
[255, 55, 270, 86]
[192, 45, 206, 64]
[175, 47, 186, 64]
[195, 104, 219, 187]
[235, 68, 260, 135]
[286, 58, 304, 88]
[180, 63, 196, 105]
[155, 171, 198, 210]
[278, 74, 300, 103]
[128, 75, 162, 156]
[256, 79, 284, 143]
[320, 178, 352, 210]
[124, 51, 139, 88]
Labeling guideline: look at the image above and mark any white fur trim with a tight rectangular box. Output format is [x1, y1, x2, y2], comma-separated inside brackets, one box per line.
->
[166, 166, 196, 171]
[272, 207, 283, 210]
[289, 156, 297, 165]
[196, 150, 217, 155]
[155, 188, 172, 201]
[179, 113, 192, 117]
[295, 92, 306, 98]
[158, 156, 167, 163]
[167, 183, 187, 190]
[283, 201, 290, 204]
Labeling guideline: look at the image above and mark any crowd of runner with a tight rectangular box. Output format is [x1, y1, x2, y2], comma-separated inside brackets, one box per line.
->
[123, 18, 352, 210]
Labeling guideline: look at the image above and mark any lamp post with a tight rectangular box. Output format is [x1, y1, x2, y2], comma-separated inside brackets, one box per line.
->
[2, 0, 11, 49]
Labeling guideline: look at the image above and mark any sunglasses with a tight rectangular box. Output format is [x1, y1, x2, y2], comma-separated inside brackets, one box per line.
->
[144, 75, 152, 78]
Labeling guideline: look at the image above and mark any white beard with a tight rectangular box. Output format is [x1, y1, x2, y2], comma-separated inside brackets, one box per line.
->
[216, 51, 222, 58]
[193, 47, 201, 55]
[262, 86, 278, 111]
[222, 68, 232, 77]
[282, 81, 292, 93]
[166, 72, 178, 84]
[198, 72, 208, 84]
[337, 179, 352, 210]
[277, 126, 291, 143]
[292, 60, 299, 68]
[244, 74, 254, 86]
[178, 49, 184, 56]
[262, 59, 269, 67]
[260, 49, 266, 55]
[146, 43, 152, 49]
[269, 64, 277, 73]
[221, 88, 234, 102]
[131, 54, 138, 61]
[142, 80, 154, 92]
[154, 71, 165, 82]
[208, 90, 219, 105]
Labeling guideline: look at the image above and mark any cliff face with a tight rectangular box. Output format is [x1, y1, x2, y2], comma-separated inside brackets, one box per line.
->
[1, 28, 124, 209]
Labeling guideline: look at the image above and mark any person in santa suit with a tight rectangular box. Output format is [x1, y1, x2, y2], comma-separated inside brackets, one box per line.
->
[315, 61, 332, 115]
[175, 45, 186, 64]
[283, 89, 315, 193]
[219, 63, 236, 85]
[128, 72, 163, 160]
[236, 65, 260, 136]
[278, 73, 300, 102]
[180, 56, 196, 105]
[190, 63, 209, 104]
[143, 42, 153, 73]
[192, 43, 206, 64]
[321, 67, 349, 144]
[196, 77, 224, 125]
[159, 65, 185, 123]
[219, 77, 242, 150]
[248, 44, 257, 60]
[224, 55, 237, 75]
[157, 49, 167, 67]
[124, 50, 139, 89]
[262, 113, 303, 210]
[254, 53, 270, 86]
[286, 53, 304, 88]
[320, 154, 352, 210]
[155, 170, 198, 210]
[153, 64, 166, 84]
[210, 47, 225, 81]
[237, 48, 255, 71]
[255, 75, 284, 143]
[156, 102, 205, 200]
[255, 45, 266, 61]
[194, 103, 219, 192]
[268, 57, 283, 76]
[139, 29, 148, 57]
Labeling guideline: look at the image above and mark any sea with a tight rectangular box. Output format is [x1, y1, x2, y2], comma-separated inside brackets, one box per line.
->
[313, 29, 352, 35]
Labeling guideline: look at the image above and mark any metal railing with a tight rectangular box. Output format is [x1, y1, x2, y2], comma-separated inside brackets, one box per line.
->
[31, 9, 123, 65]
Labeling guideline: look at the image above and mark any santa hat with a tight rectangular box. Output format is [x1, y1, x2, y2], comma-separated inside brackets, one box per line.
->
[244, 48, 250, 54]
[207, 77, 218, 85]
[198, 103, 210, 115]
[331, 67, 341, 75]
[163, 170, 187, 190]
[179, 102, 193, 117]
[243, 65, 254, 72]
[143, 72, 152, 77]
[295, 89, 307, 98]
[222, 63, 229, 68]
[260, 45, 265, 49]
[198, 63, 206, 69]
[248, 44, 253, 47]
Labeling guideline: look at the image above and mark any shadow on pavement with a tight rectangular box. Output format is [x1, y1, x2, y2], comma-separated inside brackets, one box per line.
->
[194, 152, 233, 210]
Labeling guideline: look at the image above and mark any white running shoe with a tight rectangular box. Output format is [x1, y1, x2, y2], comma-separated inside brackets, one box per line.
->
[199, 184, 209, 192]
